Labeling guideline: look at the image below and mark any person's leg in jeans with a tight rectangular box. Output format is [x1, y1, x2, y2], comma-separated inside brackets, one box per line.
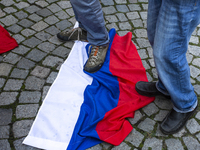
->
[137, 0, 200, 134]
[58, 0, 110, 73]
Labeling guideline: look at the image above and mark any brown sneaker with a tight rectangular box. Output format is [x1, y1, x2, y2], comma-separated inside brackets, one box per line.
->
[84, 44, 109, 73]
[57, 27, 87, 42]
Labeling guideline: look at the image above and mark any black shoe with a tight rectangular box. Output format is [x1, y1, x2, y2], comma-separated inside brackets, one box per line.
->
[135, 81, 170, 99]
[160, 106, 198, 134]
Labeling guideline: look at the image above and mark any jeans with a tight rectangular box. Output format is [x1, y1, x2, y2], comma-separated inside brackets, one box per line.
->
[70, 0, 109, 46]
[147, 0, 200, 112]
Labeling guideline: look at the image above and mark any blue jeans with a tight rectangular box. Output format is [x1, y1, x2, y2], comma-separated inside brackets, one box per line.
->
[147, 0, 200, 112]
[70, 0, 109, 46]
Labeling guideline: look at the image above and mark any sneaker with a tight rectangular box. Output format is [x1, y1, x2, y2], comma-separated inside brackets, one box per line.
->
[57, 27, 87, 42]
[84, 44, 109, 73]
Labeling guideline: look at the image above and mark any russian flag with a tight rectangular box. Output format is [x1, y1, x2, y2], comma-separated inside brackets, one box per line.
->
[23, 28, 154, 150]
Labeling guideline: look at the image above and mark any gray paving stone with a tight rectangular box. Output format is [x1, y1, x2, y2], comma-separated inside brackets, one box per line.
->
[0, 92, 18, 106]
[18, 19, 34, 28]
[28, 14, 43, 22]
[115, 0, 127, 4]
[140, 11, 147, 20]
[12, 34, 25, 44]
[48, 35, 63, 45]
[47, 0, 59, 3]
[55, 11, 70, 20]
[10, 68, 29, 79]
[27, 0, 37, 4]
[192, 58, 200, 67]
[35, 1, 49, 7]
[187, 52, 194, 62]
[116, 5, 129, 12]
[21, 29, 36, 37]
[188, 45, 200, 56]
[7, 24, 23, 34]
[37, 42, 56, 53]
[47, 3, 62, 13]
[0, 140, 11, 150]
[66, 8, 75, 16]
[25, 76, 45, 90]
[146, 72, 153, 81]
[189, 36, 199, 44]
[196, 132, 200, 141]
[3, 7, 17, 13]
[68, 16, 76, 24]
[31, 66, 50, 78]
[0, 15, 18, 26]
[148, 59, 155, 67]
[22, 37, 42, 48]
[46, 72, 58, 84]
[16, 104, 39, 119]
[134, 29, 147, 38]
[101, 0, 114, 5]
[132, 19, 143, 27]
[87, 144, 102, 150]
[64, 41, 75, 49]
[0, 9, 6, 18]
[105, 15, 118, 23]
[19, 91, 41, 103]
[196, 111, 200, 120]
[194, 84, 200, 95]
[118, 31, 130, 36]
[36, 8, 53, 17]
[0, 126, 10, 138]
[35, 31, 52, 41]
[142, 103, 159, 116]
[0, 63, 12, 76]
[52, 46, 71, 58]
[137, 49, 148, 59]
[183, 136, 200, 150]
[0, 108, 12, 125]
[4, 79, 23, 91]
[147, 47, 153, 58]
[190, 65, 200, 78]
[14, 11, 28, 19]
[186, 118, 200, 134]
[138, 118, 156, 132]
[101, 142, 112, 149]
[125, 128, 144, 147]
[142, 60, 150, 70]
[165, 138, 184, 150]
[154, 96, 173, 110]
[42, 86, 50, 100]
[119, 22, 132, 30]
[14, 2, 30, 9]
[56, 20, 72, 30]
[12, 45, 30, 55]
[155, 125, 168, 137]
[14, 137, 41, 150]
[25, 5, 41, 13]
[0, 78, 6, 88]
[126, 12, 140, 20]
[136, 38, 151, 48]
[142, 138, 162, 150]
[128, 4, 141, 11]
[12, 120, 33, 138]
[154, 110, 169, 121]
[17, 58, 35, 69]
[3, 52, 21, 64]
[45, 26, 60, 35]
[31, 21, 49, 32]
[57, 1, 72, 8]
[42, 55, 64, 68]
[112, 142, 131, 150]
[26, 49, 47, 62]
[44, 15, 59, 25]
[0, 0, 15, 6]
[102, 6, 117, 15]
[142, 4, 148, 10]
[116, 13, 128, 21]
[151, 68, 158, 78]
[106, 23, 119, 31]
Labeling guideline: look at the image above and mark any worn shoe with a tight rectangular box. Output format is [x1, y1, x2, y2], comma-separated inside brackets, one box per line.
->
[135, 81, 170, 98]
[57, 27, 87, 42]
[160, 105, 198, 134]
[84, 44, 109, 73]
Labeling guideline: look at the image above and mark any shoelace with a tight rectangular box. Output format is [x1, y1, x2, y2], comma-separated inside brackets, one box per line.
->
[88, 45, 100, 65]
[66, 28, 83, 40]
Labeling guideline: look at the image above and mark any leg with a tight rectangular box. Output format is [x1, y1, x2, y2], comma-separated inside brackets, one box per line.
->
[70, 0, 109, 46]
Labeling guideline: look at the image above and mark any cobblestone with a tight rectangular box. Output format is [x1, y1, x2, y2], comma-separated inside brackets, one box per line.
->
[1, 0, 200, 149]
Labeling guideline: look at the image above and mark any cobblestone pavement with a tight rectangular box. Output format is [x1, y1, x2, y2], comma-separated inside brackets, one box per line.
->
[0, 0, 200, 150]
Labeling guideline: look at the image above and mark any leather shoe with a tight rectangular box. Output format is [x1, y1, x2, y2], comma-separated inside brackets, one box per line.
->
[135, 81, 170, 99]
[160, 106, 198, 134]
